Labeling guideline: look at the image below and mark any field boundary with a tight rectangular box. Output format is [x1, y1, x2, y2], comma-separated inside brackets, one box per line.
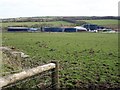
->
[0, 47, 59, 89]
[0, 62, 59, 89]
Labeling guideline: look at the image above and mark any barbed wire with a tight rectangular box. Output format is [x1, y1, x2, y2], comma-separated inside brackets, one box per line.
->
[1, 59, 55, 75]
[1, 65, 94, 89]
[31, 77, 51, 89]
[0, 69, 23, 75]
[2, 70, 57, 89]
[45, 83, 58, 90]
[1, 49, 60, 89]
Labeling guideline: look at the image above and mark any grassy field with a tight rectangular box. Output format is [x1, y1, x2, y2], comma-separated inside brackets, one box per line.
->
[81, 19, 119, 25]
[1, 21, 74, 28]
[2, 32, 119, 88]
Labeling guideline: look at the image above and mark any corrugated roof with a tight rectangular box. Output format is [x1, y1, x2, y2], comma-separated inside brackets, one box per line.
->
[8, 27, 28, 29]
[74, 26, 87, 30]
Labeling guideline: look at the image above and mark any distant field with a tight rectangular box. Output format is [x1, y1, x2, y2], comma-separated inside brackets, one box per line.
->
[1, 21, 74, 29]
[81, 19, 119, 25]
[2, 32, 119, 88]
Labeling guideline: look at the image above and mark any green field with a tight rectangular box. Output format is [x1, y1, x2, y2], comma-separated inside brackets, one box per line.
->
[81, 19, 119, 25]
[1, 21, 74, 29]
[2, 32, 119, 88]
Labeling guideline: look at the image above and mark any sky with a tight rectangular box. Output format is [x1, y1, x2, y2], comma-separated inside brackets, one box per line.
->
[0, 0, 119, 19]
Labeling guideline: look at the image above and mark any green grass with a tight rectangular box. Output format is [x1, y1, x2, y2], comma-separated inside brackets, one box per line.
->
[2, 32, 119, 88]
[81, 19, 119, 25]
[1, 21, 74, 28]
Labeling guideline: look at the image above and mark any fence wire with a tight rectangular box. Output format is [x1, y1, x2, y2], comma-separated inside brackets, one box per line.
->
[1, 70, 57, 89]
[2, 51, 51, 76]
[1, 49, 60, 89]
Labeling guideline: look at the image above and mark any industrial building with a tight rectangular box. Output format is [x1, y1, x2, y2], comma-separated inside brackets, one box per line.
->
[44, 27, 63, 32]
[82, 24, 98, 31]
[64, 28, 77, 32]
[8, 27, 29, 31]
[8, 27, 39, 32]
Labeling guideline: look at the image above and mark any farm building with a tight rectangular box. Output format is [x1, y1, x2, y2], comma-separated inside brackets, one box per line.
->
[8, 27, 29, 31]
[82, 24, 98, 31]
[44, 27, 63, 32]
[64, 28, 77, 32]
[74, 26, 87, 32]
[82, 24, 105, 31]
[28, 28, 38, 32]
[8, 27, 39, 32]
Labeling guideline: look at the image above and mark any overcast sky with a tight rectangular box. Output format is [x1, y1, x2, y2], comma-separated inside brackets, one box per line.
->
[0, 0, 119, 18]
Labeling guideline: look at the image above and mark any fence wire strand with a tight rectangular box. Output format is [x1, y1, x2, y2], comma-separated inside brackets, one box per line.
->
[1, 47, 59, 89]
[2, 69, 58, 89]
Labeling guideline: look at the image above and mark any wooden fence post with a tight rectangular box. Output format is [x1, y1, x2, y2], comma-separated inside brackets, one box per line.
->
[51, 61, 59, 90]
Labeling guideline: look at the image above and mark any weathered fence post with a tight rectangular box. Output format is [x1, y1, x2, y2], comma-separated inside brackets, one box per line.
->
[51, 61, 59, 90]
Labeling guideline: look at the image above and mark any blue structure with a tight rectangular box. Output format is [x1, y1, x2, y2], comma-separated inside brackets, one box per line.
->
[98, 26, 105, 29]
[82, 24, 98, 31]
[8, 27, 29, 31]
[44, 27, 63, 32]
[8, 27, 39, 32]
[82, 24, 106, 31]
[64, 28, 77, 32]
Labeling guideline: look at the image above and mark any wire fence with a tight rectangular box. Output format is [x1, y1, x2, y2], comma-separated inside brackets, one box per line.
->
[1, 48, 58, 89]
[2, 71, 53, 89]
[1, 64, 58, 90]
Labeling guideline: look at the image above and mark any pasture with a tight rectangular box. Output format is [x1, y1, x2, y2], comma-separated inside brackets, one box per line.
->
[2, 32, 119, 88]
[81, 19, 119, 30]
[81, 19, 118, 25]
[1, 21, 74, 29]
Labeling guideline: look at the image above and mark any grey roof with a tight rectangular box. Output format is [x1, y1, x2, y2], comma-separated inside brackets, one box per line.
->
[8, 27, 28, 29]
